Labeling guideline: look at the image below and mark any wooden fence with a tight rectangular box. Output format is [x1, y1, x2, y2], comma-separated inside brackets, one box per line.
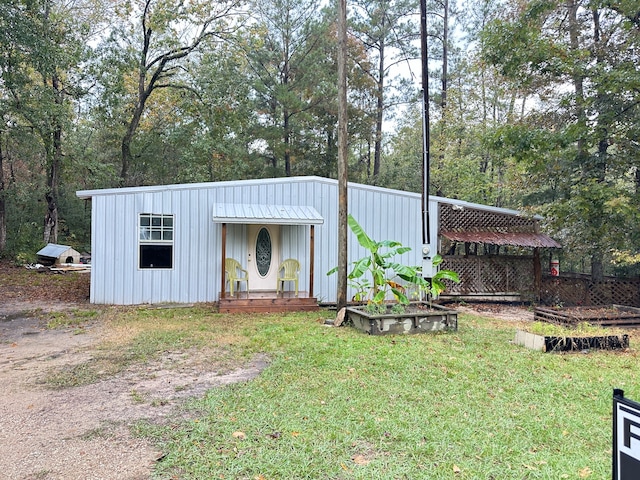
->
[441, 255, 536, 300]
[540, 274, 640, 307]
[440, 256, 640, 307]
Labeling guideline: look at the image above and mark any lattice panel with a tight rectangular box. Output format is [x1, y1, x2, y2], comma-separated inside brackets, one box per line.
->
[439, 203, 537, 233]
[441, 256, 535, 295]
[541, 276, 640, 307]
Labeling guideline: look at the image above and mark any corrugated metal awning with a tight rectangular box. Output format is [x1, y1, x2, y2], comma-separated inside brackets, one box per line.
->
[212, 204, 324, 225]
[441, 231, 561, 248]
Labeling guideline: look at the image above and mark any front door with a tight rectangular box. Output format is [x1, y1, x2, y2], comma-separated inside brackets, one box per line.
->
[247, 224, 280, 291]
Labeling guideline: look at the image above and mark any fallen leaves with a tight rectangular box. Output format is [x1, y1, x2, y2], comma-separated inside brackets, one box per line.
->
[0, 261, 90, 303]
[578, 466, 592, 478]
[352, 454, 370, 466]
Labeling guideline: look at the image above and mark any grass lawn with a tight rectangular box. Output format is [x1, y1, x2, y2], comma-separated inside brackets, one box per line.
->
[114, 307, 639, 479]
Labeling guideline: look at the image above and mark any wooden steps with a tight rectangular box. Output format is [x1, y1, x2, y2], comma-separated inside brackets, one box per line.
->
[218, 291, 319, 314]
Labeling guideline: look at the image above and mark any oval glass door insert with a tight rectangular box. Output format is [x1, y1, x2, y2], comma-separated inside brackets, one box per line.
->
[255, 227, 272, 277]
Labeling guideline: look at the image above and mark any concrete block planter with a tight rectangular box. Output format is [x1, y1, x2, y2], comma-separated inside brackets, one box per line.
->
[346, 303, 458, 335]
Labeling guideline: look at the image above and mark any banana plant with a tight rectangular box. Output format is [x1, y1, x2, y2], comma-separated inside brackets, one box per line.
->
[328, 214, 459, 305]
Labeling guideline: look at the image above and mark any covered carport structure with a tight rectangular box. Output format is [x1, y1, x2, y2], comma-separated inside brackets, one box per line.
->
[435, 199, 561, 302]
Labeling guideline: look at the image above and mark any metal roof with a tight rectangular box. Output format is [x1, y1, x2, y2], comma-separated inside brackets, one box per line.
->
[440, 231, 561, 248]
[36, 243, 77, 258]
[76, 175, 542, 220]
[212, 203, 324, 225]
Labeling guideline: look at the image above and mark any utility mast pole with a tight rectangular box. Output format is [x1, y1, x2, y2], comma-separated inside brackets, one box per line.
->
[420, 0, 433, 277]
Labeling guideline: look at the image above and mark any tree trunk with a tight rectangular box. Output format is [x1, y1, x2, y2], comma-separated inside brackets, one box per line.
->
[441, 0, 448, 110]
[568, 0, 607, 281]
[589, 7, 609, 280]
[0, 134, 6, 252]
[43, 74, 63, 245]
[591, 254, 604, 282]
[373, 21, 385, 178]
[121, 34, 150, 186]
[337, 0, 348, 310]
[43, 132, 62, 246]
[121, 106, 144, 186]
[284, 110, 291, 176]
[567, 0, 587, 160]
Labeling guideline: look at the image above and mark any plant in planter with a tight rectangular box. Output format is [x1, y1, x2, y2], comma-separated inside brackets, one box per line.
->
[328, 214, 459, 312]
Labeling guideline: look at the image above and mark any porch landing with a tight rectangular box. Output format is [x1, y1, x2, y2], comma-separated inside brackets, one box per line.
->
[218, 290, 319, 313]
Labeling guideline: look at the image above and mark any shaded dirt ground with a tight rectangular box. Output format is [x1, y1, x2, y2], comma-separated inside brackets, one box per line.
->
[453, 302, 535, 323]
[0, 263, 268, 480]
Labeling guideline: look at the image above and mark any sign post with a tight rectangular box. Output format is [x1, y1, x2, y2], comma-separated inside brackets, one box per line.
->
[613, 389, 640, 479]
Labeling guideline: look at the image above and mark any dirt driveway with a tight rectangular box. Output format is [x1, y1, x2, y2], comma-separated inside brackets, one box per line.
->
[0, 266, 267, 480]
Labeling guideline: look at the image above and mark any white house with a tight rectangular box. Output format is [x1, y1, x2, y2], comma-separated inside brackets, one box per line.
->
[76, 176, 559, 307]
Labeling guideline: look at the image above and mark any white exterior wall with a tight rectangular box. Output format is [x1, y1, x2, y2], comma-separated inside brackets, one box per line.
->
[80, 176, 428, 305]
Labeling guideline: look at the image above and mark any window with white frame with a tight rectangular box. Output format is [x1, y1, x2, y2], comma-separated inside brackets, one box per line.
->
[139, 213, 174, 269]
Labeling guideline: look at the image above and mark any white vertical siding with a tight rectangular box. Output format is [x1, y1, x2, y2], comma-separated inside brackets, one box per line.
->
[81, 177, 425, 305]
[280, 224, 308, 291]
[341, 183, 422, 303]
[314, 180, 339, 302]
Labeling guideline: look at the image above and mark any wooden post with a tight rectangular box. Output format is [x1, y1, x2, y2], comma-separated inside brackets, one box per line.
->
[309, 225, 315, 298]
[533, 247, 541, 302]
[220, 223, 227, 299]
[336, 0, 348, 310]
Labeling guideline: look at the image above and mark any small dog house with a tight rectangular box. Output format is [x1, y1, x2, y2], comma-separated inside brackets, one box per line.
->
[36, 243, 81, 266]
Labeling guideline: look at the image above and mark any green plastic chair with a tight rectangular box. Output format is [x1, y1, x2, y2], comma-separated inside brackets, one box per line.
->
[225, 258, 249, 296]
[276, 258, 300, 296]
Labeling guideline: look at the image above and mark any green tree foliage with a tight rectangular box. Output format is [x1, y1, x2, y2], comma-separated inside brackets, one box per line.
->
[1, 0, 636, 283]
[481, 0, 640, 278]
[380, 0, 525, 209]
[243, 0, 331, 177]
[0, 0, 93, 255]
[178, 40, 260, 182]
[96, 0, 244, 186]
[350, 0, 419, 180]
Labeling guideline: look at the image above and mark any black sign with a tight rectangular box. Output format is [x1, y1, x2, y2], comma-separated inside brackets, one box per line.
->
[613, 389, 640, 479]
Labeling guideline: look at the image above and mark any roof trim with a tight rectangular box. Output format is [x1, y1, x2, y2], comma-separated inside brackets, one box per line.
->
[441, 231, 561, 248]
[75, 175, 542, 221]
[76, 176, 331, 200]
[433, 195, 543, 220]
[212, 203, 324, 225]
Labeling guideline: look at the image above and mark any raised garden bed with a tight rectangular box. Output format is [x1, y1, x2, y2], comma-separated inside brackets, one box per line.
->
[534, 305, 640, 328]
[515, 329, 629, 353]
[346, 303, 458, 335]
